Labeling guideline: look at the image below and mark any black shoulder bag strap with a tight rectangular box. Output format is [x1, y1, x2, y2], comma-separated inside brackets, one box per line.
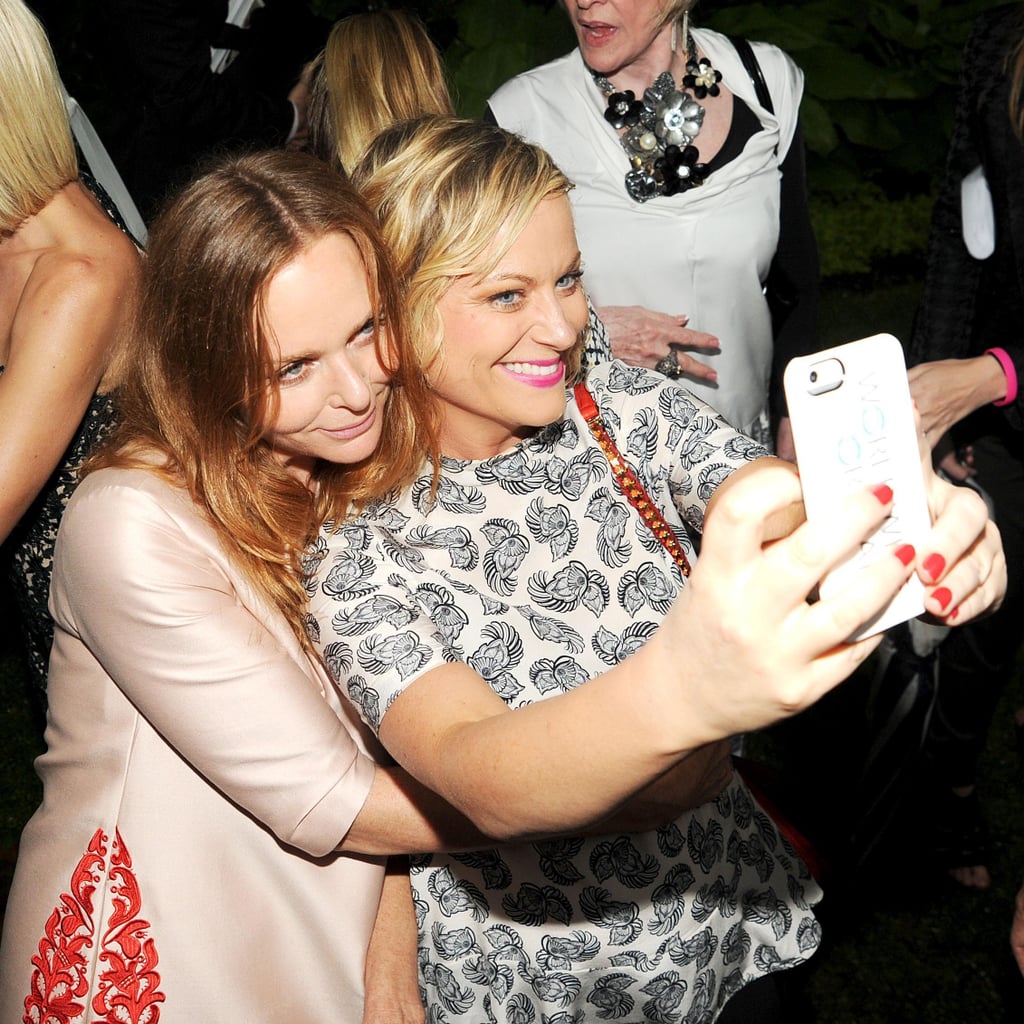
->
[730, 37, 797, 332]
[731, 36, 774, 116]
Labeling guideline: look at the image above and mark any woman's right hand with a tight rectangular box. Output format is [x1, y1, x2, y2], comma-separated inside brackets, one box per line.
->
[597, 304, 719, 380]
[649, 458, 913, 744]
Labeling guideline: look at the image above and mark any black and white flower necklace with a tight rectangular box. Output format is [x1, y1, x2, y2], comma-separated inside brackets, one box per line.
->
[592, 32, 722, 203]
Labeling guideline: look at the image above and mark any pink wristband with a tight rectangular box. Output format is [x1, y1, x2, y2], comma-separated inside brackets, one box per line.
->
[986, 347, 1018, 407]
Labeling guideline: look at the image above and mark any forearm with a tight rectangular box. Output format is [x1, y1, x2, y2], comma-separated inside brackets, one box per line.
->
[378, 649, 704, 843]
[596, 740, 734, 832]
[362, 860, 423, 1024]
[344, 742, 732, 854]
[340, 764, 492, 855]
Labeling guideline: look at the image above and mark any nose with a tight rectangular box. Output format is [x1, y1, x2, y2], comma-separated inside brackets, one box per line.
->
[534, 292, 580, 350]
[325, 353, 373, 411]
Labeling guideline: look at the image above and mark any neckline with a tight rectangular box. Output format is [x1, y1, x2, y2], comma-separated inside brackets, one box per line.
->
[704, 95, 761, 174]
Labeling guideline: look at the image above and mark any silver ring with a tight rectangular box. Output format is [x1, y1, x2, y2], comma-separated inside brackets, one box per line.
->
[655, 348, 683, 379]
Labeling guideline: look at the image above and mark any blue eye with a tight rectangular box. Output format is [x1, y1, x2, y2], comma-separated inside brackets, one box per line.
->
[278, 360, 309, 383]
[491, 290, 523, 308]
[557, 270, 584, 290]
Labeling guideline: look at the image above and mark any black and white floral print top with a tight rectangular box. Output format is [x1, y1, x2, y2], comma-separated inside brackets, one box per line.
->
[306, 361, 821, 1023]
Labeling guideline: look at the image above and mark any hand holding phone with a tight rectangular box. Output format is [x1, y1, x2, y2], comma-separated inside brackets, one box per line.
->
[784, 334, 931, 639]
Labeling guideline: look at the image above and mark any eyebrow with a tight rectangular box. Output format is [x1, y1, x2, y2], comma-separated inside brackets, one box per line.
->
[482, 251, 583, 287]
[482, 271, 535, 288]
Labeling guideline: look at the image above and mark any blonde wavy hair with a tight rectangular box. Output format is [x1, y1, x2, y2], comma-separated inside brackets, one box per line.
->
[352, 116, 585, 389]
[0, 0, 77, 232]
[88, 150, 436, 649]
[663, 0, 698, 26]
[307, 10, 454, 174]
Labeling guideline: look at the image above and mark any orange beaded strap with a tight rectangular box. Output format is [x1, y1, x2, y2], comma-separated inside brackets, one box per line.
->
[574, 381, 691, 577]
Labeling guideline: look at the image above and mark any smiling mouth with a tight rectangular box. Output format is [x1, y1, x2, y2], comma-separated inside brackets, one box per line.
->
[502, 360, 566, 387]
[504, 360, 563, 376]
[319, 408, 377, 439]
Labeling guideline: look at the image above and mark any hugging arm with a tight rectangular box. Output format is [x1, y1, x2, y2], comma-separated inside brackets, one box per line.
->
[362, 859, 424, 1024]
[54, 476, 488, 859]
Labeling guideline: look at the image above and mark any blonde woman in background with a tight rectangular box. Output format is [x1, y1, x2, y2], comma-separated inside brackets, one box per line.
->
[0, 0, 140, 707]
[307, 8, 454, 174]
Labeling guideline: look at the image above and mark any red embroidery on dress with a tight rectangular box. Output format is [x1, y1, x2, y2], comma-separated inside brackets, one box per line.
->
[22, 829, 165, 1024]
[23, 828, 106, 1024]
[91, 831, 164, 1023]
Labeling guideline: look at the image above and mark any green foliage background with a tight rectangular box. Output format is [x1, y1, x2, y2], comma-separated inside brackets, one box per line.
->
[40, 0, 1019, 278]
[312, 0, 1015, 278]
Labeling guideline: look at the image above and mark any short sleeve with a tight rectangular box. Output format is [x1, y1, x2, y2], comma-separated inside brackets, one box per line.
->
[50, 471, 376, 857]
[305, 527, 451, 737]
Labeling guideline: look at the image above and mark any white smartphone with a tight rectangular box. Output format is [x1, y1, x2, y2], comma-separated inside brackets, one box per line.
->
[783, 333, 931, 640]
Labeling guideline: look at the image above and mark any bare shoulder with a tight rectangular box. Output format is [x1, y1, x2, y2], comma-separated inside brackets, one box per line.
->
[21, 225, 139, 322]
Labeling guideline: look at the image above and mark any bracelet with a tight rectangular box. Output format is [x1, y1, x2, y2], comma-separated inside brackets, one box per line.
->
[986, 347, 1018, 407]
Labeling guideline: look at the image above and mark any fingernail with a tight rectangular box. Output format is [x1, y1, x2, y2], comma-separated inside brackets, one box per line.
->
[950, 606, 960, 621]
[932, 586, 953, 611]
[894, 544, 916, 566]
[922, 553, 946, 580]
[871, 484, 894, 505]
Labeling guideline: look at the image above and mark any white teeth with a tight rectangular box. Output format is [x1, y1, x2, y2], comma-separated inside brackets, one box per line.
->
[505, 362, 558, 376]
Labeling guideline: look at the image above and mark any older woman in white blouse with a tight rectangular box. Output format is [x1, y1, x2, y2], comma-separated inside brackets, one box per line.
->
[489, 0, 816, 457]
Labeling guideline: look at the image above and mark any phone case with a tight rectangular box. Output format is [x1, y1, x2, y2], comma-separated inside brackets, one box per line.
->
[783, 334, 931, 640]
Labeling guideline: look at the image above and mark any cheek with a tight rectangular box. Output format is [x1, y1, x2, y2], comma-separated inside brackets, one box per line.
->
[266, 389, 317, 440]
[362, 337, 395, 383]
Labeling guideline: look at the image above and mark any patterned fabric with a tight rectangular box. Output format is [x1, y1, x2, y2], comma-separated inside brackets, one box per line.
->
[5, 392, 118, 693]
[306, 362, 822, 1023]
[584, 295, 613, 371]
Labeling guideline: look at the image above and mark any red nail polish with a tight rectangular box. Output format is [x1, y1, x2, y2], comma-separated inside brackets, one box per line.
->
[950, 606, 960, 621]
[932, 586, 953, 611]
[894, 544, 916, 566]
[871, 484, 894, 505]
[922, 553, 946, 580]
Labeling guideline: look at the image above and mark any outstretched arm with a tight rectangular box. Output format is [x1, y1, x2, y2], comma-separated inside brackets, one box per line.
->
[376, 461, 922, 841]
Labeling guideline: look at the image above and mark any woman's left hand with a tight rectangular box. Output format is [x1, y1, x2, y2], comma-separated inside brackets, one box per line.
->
[913, 417, 1005, 624]
[908, 356, 1008, 444]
